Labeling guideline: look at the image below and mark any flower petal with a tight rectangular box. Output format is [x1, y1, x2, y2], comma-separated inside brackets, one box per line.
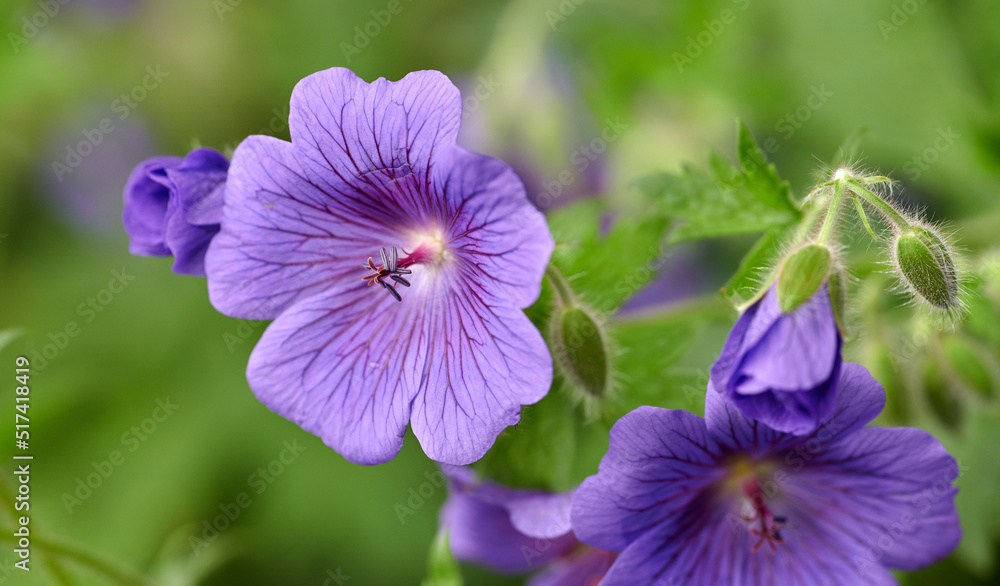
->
[706, 362, 885, 454]
[735, 287, 839, 395]
[441, 483, 576, 574]
[167, 147, 228, 226]
[571, 406, 724, 553]
[507, 491, 574, 539]
[793, 425, 961, 574]
[245, 284, 424, 465]
[122, 155, 178, 256]
[206, 135, 404, 319]
[434, 147, 553, 307]
[289, 68, 460, 199]
[409, 292, 552, 464]
[597, 502, 900, 586]
[525, 548, 616, 586]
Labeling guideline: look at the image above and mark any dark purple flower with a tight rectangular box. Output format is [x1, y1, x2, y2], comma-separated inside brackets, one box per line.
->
[122, 147, 228, 276]
[711, 282, 842, 435]
[571, 363, 961, 585]
[205, 68, 554, 465]
[439, 466, 614, 584]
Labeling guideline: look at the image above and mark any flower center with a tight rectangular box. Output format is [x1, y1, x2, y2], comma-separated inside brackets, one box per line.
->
[361, 237, 448, 302]
[722, 458, 788, 553]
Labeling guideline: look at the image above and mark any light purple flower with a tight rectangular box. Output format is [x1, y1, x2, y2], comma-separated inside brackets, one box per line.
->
[205, 68, 554, 465]
[122, 147, 228, 276]
[711, 283, 842, 435]
[439, 466, 614, 584]
[571, 363, 961, 585]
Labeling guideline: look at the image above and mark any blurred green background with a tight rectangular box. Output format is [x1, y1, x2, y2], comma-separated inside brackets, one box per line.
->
[1, 0, 999, 584]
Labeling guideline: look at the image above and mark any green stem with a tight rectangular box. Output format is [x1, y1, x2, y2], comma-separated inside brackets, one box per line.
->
[544, 264, 576, 307]
[845, 178, 911, 229]
[816, 179, 847, 244]
[0, 530, 151, 586]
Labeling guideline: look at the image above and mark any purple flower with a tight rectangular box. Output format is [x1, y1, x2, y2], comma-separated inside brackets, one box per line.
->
[711, 283, 842, 434]
[205, 68, 554, 465]
[439, 466, 614, 584]
[571, 363, 961, 585]
[122, 147, 228, 276]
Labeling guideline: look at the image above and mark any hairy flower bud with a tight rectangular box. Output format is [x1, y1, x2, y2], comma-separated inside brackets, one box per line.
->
[551, 305, 611, 399]
[892, 225, 961, 313]
[827, 267, 849, 335]
[776, 244, 833, 313]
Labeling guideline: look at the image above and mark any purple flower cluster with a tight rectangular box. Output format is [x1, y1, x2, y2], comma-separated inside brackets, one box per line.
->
[124, 68, 553, 466]
[123, 66, 962, 584]
[571, 363, 961, 584]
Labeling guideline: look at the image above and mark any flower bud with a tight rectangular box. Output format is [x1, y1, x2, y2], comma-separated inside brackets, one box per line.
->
[550, 305, 611, 399]
[776, 244, 833, 313]
[827, 267, 848, 335]
[892, 225, 960, 312]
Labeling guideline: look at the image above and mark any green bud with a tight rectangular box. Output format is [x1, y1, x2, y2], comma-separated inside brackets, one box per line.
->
[943, 336, 994, 399]
[551, 306, 610, 399]
[776, 244, 832, 313]
[827, 268, 848, 335]
[893, 226, 960, 312]
[923, 361, 963, 430]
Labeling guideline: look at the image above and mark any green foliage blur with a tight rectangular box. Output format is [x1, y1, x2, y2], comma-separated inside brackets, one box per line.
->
[1, 0, 999, 584]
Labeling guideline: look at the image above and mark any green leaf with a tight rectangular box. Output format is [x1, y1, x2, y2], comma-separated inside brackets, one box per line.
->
[609, 298, 736, 418]
[736, 121, 797, 213]
[636, 123, 799, 244]
[547, 199, 670, 314]
[421, 533, 463, 586]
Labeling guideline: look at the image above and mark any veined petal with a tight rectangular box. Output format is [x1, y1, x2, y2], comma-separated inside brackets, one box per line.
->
[289, 68, 460, 227]
[206, 135, 406, 319]
[735, 287, 839, 394]
[167, 147, 228, 226]
[434, 147, 553, 307]
[794, 426, 961, 574]
[597, 491, 899, 586]
[245, 284, 424, 465]
[571, 407, 724, 552]
[410, 290, 552, 464]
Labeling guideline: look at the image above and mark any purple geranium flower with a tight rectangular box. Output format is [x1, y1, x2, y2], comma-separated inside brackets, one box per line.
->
[571, 363, 961, 585]
[122, 147, 228, 276]
[440, 466, 614, 584]
[711, 283, 842, 434]
[205, 68, 554, 465]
